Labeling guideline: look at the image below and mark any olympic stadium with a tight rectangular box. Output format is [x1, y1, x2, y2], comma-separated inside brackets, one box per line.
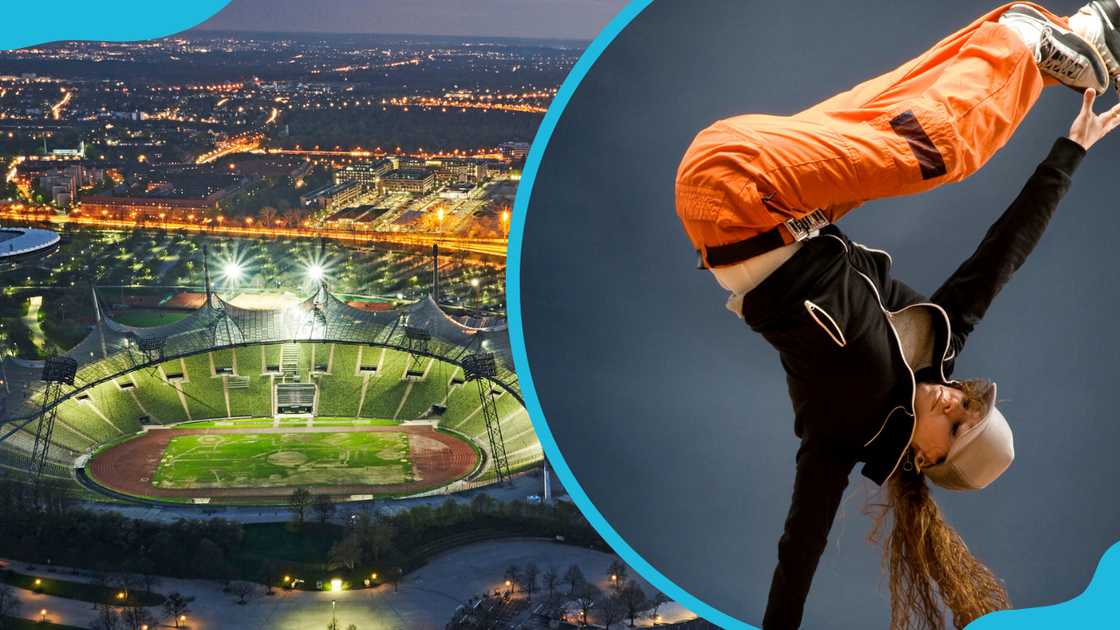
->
[0, 265, 539, 505]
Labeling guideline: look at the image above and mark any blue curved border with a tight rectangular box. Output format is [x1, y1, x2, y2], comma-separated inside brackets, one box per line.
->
[2, 1, 230, 50]
[506, 1, 1120, 628]
[506, 0, 750, 627]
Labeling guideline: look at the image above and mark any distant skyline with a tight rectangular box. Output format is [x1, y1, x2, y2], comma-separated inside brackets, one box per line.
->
[194, 0, 630, 40]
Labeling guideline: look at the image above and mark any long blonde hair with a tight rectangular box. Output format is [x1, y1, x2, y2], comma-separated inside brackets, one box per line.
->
[867, 378, 1009, 629]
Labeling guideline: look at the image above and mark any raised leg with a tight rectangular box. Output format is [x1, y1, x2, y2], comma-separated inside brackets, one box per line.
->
[677, 3, 1059, 262]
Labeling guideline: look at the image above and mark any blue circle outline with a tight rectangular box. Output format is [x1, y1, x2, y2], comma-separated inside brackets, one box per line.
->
[505, 0, 751, 626]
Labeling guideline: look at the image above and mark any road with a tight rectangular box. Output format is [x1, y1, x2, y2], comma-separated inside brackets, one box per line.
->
[0, 210, 508, 258]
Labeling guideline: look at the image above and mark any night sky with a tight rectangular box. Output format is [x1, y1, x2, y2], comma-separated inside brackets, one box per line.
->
[520, 1, 1120, 628]
[195, 0, 630, 39]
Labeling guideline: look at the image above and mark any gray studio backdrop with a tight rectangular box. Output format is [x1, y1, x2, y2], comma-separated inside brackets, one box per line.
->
[518, 1, 1120, 628]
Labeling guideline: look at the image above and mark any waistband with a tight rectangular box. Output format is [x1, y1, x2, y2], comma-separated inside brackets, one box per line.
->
[699, 209, 832, 268]
[740, 225, 850, 328]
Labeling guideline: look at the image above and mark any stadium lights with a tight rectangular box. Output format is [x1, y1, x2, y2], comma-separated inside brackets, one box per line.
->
[222, 262, 243, 281]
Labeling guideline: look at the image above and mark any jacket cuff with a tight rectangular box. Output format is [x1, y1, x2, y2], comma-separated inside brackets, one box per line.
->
[1047, 136, 1087, 177]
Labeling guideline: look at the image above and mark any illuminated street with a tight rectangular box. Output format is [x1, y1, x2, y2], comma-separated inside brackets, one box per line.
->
[3, 541, 698, 629]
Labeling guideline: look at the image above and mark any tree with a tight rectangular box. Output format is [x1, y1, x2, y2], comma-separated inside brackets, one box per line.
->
[469, 492, 495, 514]
[289, 487, 312, 527]
[618, 581, 649, 627]
[313, 493, 336, 524]
[120, 605, 155, 630]
[648, 592, 670, 622]
[607, 559, 629, 593]
[573, 581, 600, 627]
[385, 566, 403, 592]
[329, 534, 362, 571]
[542, 567, 559, 599]
[90, 603, 121, 630]
[522, 562, 539, 601]
[162, 592, 193, 628]
[230, 580, 258, 605]
[194, 537, 228, 579]
[260, 206, 278, 229]
[261, 559, 281, 595]
[564, 564, 585, 595]
[0, 585, 19, 625]
[600, 593, 626, 629]
[504, 564, 521, 594]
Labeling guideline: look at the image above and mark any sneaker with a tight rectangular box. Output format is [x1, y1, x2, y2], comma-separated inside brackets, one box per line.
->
[1070, 1, 1120, 83]
[1001, 4, 1110, 93]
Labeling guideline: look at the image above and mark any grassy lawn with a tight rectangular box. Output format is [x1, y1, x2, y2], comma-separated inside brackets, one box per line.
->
[109, 309, 190, 327]
[312, 417, 399, 427]
[0, 570, 164, 607]
[152, 431, 413, 489]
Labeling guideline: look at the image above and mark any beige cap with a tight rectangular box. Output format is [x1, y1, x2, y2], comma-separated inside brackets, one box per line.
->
[923, 383, 1014, 491]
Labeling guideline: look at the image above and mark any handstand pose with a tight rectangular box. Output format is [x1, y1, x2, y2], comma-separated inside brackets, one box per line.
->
[675, 3, 1120, 629]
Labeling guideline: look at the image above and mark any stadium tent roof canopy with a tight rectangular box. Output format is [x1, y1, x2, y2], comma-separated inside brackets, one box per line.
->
[0, 286, 517, 430]
[0, 227, 60, 260]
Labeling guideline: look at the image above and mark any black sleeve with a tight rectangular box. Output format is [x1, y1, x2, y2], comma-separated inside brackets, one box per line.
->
[930, 137, 1085, 358]
[762, 440, 854, 630]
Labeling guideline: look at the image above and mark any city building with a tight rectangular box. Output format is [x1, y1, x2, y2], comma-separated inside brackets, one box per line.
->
[299, 180, 363, 211]
[78, 195, 219, 222]
[380, 168, 436, 194]
[334, 159, 392, 190]
[499, 141, 530, 161]
[431, 158, 489, 183]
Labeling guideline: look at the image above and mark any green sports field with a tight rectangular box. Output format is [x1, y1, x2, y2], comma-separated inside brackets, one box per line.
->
[151, 431, 413, 489]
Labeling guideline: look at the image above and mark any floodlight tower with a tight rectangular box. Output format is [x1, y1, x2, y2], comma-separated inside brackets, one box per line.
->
[461, 352, 512, 484]
[306, 262, 328, 339]
[431, 244, 440, 303]
[203, 246, 240, 346]
[30, 355, 78, 481]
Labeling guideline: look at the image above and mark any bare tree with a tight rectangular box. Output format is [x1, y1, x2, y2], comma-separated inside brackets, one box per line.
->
[385, 566, 403, 592]
[600, 593, 626, 629]
[648, 592, 670, 622]
[313, 493, 337, 524]
[522, 562, 540, 601]
[618, 581, 649, 627]
[574, 582, 600, 628]
[564, 564, 585, 595]
[288, 487, 312, 527]
[504, 564, 521, 594]
[120, 605, 156, 630]
[329, 534, 362, 571]
[229, 580, 258, 605]
[259, 206, 278, 229]
[0, 585, 20, 625]
[607, 559, 629, 593]
[162, 592, 194, 628]
[90, 603, 122, 630]
[542, 567, 559, 599]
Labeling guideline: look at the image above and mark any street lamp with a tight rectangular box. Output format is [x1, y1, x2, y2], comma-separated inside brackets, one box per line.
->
[39, 609, 46, 622]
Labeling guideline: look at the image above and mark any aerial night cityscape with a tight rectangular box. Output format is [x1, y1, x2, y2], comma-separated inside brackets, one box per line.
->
[0, 4, 706, 629]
